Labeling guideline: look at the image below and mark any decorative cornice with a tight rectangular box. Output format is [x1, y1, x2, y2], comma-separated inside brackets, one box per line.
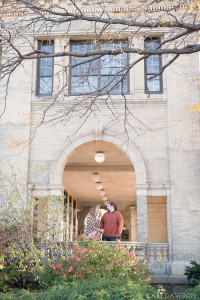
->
[0, 4, 187, 18]
[135, 183, 171, 196]
[28, 184, 64, 197]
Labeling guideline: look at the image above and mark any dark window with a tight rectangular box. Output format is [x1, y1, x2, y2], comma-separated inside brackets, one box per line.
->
[70, 40, 129, 95]
[36, 40, 54, 95]
[144, 38, 163, 94]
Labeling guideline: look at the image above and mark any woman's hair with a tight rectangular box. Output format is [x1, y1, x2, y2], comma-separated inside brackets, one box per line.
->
[90, 205, 100, 217]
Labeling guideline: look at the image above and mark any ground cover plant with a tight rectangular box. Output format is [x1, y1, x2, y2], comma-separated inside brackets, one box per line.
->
[178, 284, 200, 300]
[0, 277, 163, 300]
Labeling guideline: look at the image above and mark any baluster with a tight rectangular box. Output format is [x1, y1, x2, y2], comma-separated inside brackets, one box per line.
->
[149, 246, 155, 264]
[140, 246, 145, 259]
[145, 244, 149, 258]
[163, 246, 168, 264]
[131, 245, 136, 254]
[156, 246, 161, 264]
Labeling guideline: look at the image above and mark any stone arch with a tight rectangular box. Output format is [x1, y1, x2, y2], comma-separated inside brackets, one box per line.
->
[50, 132, 147, 186]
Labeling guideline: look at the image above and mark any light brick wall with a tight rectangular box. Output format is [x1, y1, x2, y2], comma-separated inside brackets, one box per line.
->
[1, 10, 200, 271]
[167, 53, 200, 261]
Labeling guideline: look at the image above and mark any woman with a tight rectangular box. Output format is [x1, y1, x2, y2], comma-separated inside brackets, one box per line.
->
[85, 205, 104, 240]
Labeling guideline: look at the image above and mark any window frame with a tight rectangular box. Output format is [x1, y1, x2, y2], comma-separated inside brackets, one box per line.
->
[69, 40, 130, 95]
[144, 37, 163, 94]
[36, 40, 54, 96]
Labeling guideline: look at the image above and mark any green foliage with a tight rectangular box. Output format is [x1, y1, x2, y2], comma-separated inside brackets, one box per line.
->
[178, 284, 200, 300]
[0, 277, 163, 300]
[0, 169, 64, 291]
[0, 226, 44, 291]
[36, 240, 150, 287]
[184, 261, 200, 287]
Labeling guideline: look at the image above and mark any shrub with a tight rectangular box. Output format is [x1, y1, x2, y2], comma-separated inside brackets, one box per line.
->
[36, 240, 150, 287]
[0, 225, 44, 291]
[178, 284, 200, 300]
[184, 261, 200, 287]
[0, 277, 163, 300]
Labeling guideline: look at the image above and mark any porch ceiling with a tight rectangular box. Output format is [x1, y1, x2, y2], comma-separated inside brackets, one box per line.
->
[63, 141, 136, 210]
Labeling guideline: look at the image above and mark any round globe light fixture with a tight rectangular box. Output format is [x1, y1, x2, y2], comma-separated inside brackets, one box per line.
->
[94, 152, 105, 163]
[102, 196, 108, 201]
[99, 189, 106, 196]
[96, 182, 103, 190]
[92, 173, 100, 182]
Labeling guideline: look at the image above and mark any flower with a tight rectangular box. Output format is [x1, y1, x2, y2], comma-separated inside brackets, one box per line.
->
[135, 269, 139, 273]
[67, 266, 74, 272]
[49, 263, 55, 269]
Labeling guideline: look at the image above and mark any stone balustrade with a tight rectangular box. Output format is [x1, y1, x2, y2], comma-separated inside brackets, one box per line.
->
[36, 241, 170, 275]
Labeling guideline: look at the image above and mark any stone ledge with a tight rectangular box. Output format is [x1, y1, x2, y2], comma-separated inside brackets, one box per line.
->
[151, 275, 188, 284]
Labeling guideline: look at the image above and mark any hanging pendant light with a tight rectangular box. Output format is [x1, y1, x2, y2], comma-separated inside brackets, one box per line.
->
[96, 182, 103, 190]
[94, 152, 105, 163]
[99, 189, 106, 196]
[92, 173, 100, 182]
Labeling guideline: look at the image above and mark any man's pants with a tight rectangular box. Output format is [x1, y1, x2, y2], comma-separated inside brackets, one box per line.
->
[102, 236, 120, 241]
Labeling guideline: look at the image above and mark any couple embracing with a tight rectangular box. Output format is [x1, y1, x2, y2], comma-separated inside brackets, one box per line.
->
[85, 202, 124, 241]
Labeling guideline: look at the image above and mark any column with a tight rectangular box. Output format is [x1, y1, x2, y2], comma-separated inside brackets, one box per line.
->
[130, 206, 137, 241]
[135, 184, 148, 243]
[66, 193, 70, 241]
[48, 185, 64, 242]
[30, 184, 65, 242]
[165, 184, 173, 261]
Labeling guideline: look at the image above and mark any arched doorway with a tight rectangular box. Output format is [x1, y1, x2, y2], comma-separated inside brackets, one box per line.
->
[49, 132, 148, 243]
[62, 140, 136, 241]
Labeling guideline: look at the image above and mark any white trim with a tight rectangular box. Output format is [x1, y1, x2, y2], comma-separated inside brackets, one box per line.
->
[1, 4, 188, 17]
[50, 131, 147, 186]
[28, 184, 64, 197]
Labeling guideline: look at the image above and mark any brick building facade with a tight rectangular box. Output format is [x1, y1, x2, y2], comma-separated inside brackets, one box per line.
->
[0, 0, 200, 281]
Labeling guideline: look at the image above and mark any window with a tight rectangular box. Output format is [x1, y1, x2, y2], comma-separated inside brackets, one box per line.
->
[70, 40, 129, 95]
[144, 38, 163, 94]
[36, 40, 54, 95]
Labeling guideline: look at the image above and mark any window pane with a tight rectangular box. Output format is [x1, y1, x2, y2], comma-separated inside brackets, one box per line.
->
[40, 44, 54, 53]
[101, 75, 128, 93]
[72, 42, 96, 53]
[145, 40, 159, 51]
[40, 58, 53, 76]
[145, 38, 162, 93]
[70, 41, 128, 95]
[146, 55, 160, 73]
[101, 41, 127, 76]
[71, 76, 98, 94]
[71, 42, 98, 76]
[37, 41, 54, 96]
[146, 75, 160, 92]
[39, 77, 53, 94]
[71, 60, 98, 76]
[101, 53, 127, 75]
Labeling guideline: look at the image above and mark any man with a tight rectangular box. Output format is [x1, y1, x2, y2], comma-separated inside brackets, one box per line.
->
[100, 202, 124, 241]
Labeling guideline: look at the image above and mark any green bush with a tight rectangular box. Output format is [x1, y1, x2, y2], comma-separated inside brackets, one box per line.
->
[184, 260, 200, 287]
[0, 226, 43, 292]
[36, 240, 150, 286]
[178, 284, 200, 300]
[0, 277, 163, 300]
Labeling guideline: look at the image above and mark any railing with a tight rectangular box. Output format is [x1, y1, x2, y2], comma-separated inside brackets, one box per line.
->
[36, 241, 170, 275]
[147, 243, 170, 275]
